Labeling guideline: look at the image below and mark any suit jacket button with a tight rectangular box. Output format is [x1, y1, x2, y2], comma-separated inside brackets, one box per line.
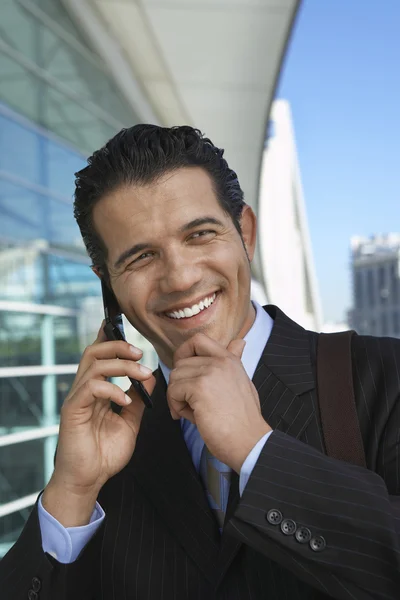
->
[266, 509, 283, 525]
[280, 518, 297, 535]
[295, 526, 312, 544]
[31, 578, 41, 592]
[310, 535, 326, 552]
[28, 591, 38, 600]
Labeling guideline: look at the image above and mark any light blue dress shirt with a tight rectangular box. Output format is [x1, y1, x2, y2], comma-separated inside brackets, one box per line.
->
[38, 301, 274, 563]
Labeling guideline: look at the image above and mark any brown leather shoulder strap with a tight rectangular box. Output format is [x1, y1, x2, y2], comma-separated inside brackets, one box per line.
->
[317, 331, 366, 467]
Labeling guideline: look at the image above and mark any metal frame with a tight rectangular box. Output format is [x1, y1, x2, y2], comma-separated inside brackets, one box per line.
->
[0, 491, 41, 518]
[0, 300, 77, 316]
[0, 37, 125, 132]
[61, 0, 160, 124]
[0, 426, 59, 448]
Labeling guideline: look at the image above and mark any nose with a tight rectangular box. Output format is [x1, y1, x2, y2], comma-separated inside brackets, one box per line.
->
[158, 247, 203, 295]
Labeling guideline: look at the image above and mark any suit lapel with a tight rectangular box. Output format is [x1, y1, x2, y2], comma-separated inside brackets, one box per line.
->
[215, 305, 316, 586]
[124, 368, 220, 587]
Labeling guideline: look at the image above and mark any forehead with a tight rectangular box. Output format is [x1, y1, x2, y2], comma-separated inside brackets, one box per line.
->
[93, 167, 227, 245]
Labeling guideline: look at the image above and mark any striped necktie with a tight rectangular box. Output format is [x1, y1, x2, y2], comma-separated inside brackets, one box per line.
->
[199, 444, 232, 530]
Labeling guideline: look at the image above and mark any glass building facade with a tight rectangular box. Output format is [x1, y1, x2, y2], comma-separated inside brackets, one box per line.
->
[0, 0, 157, 557]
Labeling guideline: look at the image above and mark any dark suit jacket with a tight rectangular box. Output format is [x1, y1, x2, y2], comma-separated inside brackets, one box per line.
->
[1, 305, 400, 600]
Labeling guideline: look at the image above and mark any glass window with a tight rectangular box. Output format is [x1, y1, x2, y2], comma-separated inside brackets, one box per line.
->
[0, 115, 42, 185]
[390, 262, 399, 305]
[354, 269, 363, 309]
[381, 312, 388, 336]
[393, 310, 399, 336]
[367, 269, 375, 307]
[0, 511, 27, 555]
[0, 312, 86, 367]
[0, 0, 138, 156]
[0, 374, 75, 432]
[0, 438, 53, 504]
[45, 139, 85, 198]
[0, 179, 80, 245]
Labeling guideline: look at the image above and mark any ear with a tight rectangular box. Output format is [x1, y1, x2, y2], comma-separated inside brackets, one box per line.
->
[92, 266, 102, 280]
[239, 204, 257, 262]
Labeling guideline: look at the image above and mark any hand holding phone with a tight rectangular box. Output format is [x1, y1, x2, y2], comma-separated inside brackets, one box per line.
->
[102, 280, 153, 409]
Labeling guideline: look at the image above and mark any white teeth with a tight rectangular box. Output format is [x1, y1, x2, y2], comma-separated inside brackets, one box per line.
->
[166, 293, 217, 319]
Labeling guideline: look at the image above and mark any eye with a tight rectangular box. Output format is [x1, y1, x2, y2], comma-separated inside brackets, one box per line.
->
[189, 230, 216, 240]
[129, 251, 154, 266]
[137, 251, 154, 261]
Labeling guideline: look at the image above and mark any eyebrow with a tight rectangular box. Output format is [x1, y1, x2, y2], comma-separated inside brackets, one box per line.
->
[113, 216, 224, 269]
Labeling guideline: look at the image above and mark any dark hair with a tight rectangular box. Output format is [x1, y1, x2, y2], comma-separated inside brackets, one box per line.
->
[73, 124, 246, 279]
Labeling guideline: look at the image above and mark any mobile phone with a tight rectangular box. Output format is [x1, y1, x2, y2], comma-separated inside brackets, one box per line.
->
[101, 280, 153, 409]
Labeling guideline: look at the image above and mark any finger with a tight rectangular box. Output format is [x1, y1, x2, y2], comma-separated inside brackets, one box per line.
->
[94, 320, 107, 343]
[73, 341, 143, 388]
[77, 359, 153, 389]
[173, 333, 228, 366]
[227, 339, 246, 359]
[167, 385, 195, 423]
[125, 372, 157, 399]
[171, 356, 213, 377]
[167, 380, 195, 419]
[65, 379, 132, 412]
[173, 405, 195, 423]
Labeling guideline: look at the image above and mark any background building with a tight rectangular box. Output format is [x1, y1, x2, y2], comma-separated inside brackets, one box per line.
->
[258, 99, 322, 331]
[0, 0, 153, 556]
[350, 234, 400, 337]
[0, 0, 302, 556]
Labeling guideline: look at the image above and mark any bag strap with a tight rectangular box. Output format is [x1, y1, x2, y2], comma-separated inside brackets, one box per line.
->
[317, 331, 366, 468]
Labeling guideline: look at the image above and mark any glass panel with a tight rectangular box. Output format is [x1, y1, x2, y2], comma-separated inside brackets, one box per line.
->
[0, 114, 41, 185]
[45, 138, 85, 198]
[0, 374, 75, 431]
[367, 269, 375, 307]
[0, 0, 138, 155]
[0, 1, 37, 59]
[0, 180, 78, 246]
[0, 511, 28, 557]
[354, 270, 363, 309]
[44, 86, 115, 155]
[393, 310, 399, 336]
[381, 312, 388, 336]
[0, 312, 42, 367]
[0, 312, 87, 367]
[390, 262, 398, 305]
[0, 438, 49, 504]
[0, 54, 39, 124]
[31, 0, 92, 46]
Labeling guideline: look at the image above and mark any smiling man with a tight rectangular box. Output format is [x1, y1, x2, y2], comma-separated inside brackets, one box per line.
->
[1, 125, 399, 600]
[92, 165, 257, 366]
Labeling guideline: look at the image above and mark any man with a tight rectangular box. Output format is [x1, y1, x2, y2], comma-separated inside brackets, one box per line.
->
[1, 125, 399, 600]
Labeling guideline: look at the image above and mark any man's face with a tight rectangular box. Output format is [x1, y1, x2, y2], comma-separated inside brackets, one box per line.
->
[92, 167, 257, 368]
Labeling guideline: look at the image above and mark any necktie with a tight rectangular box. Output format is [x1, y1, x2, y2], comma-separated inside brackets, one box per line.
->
[199, 444, 232, 530]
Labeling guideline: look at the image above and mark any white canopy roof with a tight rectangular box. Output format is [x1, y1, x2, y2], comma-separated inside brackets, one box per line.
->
[63, 0, 300, 282]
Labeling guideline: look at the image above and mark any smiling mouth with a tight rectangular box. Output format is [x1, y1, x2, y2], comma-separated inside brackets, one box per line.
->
[163, 291, 218, 320]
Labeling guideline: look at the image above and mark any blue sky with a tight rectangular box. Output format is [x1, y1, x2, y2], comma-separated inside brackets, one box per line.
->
[277, 0, 400, 322]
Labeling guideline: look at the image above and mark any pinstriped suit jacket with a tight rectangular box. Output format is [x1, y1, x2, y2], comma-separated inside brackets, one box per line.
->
[1, 305, 400, 600]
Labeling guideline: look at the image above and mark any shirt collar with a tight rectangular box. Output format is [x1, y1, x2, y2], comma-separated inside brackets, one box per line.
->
[159, 301, 273, 384]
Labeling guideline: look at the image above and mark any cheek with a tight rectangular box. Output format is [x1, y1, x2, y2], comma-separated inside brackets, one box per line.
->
[113, 276, 145, 316]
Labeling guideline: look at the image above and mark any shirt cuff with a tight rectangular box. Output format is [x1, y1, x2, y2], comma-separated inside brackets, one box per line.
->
[239, 430, 273, 496]
[38, 494, 105, 563]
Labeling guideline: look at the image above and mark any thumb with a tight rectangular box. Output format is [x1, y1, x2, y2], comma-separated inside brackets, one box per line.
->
[227, 338, 246, 359]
